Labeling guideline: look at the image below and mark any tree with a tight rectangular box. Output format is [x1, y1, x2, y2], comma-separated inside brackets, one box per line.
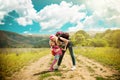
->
[111, 30, 120, 48]
[90, 38, 108, 47]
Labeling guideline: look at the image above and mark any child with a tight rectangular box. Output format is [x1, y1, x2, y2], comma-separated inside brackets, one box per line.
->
[49, 35, 62, 71]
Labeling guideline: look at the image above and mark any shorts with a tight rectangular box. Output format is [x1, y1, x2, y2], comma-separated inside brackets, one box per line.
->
[55, 54, 60, 60]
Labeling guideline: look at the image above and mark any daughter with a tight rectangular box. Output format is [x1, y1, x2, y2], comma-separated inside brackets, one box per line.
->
[49, 35, 62, 71]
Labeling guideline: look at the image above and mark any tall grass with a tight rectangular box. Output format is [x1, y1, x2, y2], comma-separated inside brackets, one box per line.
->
[74, 47, 120, 72]
[0, 48, 49, 80]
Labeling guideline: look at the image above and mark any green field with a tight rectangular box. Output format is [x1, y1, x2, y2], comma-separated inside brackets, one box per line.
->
[74, 47, 120, 72]
[0, 47, 120, 80]
[0, 48, 49, 80]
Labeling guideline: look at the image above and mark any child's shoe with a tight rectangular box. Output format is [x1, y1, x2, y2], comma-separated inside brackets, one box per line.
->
[49, 67, 54, 71]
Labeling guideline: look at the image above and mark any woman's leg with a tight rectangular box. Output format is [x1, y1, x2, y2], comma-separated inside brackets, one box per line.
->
[68, 41, 76, 66]
[57, 50, 66, 66]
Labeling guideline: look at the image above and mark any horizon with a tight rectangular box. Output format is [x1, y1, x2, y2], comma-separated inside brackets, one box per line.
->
[0, 0, 120, 34]
[0, 29, 115, 36]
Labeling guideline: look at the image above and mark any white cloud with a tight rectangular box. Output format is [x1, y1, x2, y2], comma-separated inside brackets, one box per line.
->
[83, 16, 94, 26]
[87, 0, 120, 16]
[106, 15, 120, 28]
[87, 27, 120, 32]
[0, 0, 120, 32]
[83, 0, 120, 31]
[109, 27, 120, 30]
[0, 0, 37, 25]
[68, 22, 84, 32]
[0, 11, 6, 25]
[23, 31, 32, 35]
[16, 17, 33, 26]
[36, 0, 120, 32]
[0, 21, 4, 25]
[86, 0, 120, 17]
[37, 1, 86, 31]
[23, 31, 29, 34]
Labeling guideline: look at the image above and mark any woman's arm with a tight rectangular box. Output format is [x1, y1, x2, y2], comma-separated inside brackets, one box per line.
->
[59, 37, 69, 50]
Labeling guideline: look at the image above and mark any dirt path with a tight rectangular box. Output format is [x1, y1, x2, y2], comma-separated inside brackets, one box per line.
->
[9, 54, 119, 80]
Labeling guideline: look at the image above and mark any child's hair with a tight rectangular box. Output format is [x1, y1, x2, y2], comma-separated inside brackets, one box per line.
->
[49, 34, 55, 40]
[49, 40, 55, 47]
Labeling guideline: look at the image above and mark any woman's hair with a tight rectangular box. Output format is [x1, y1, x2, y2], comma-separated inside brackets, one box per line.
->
[55, 31, 63, 37]
[55, 31, 69, 39]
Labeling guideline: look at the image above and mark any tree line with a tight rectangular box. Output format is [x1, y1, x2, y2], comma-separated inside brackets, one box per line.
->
[71, 29, 120, 48]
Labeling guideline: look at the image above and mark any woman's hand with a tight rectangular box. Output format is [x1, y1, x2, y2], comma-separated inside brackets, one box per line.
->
[62, 48, 66, 51]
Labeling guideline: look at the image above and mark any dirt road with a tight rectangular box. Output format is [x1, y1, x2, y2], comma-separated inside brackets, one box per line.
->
[8, 54, 119, 80]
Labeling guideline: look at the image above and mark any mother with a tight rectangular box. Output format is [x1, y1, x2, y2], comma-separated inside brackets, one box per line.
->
[50, 31, 76, 70]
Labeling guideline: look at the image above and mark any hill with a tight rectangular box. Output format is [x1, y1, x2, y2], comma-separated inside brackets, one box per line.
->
[0, 30, 49, 48]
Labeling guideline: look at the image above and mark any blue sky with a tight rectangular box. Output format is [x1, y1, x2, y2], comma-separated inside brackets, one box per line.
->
[0, 0, 120, 34]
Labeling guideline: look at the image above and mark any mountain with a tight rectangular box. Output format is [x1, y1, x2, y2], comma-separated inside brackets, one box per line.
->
[0, 30, 49, 48]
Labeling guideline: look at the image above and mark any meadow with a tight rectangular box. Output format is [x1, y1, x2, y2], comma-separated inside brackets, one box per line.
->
[74, 47, 120, 72]
[0, 47, 120, 80]
[0, 48, 50, 80]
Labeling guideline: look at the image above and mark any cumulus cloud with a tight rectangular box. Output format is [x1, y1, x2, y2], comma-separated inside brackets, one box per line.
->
[82, 0, 120, 31]
[0, 0, 120, 32]
[86, 0, 120, 17]
[68, 22, 84, 32]
[106, 15, 120, 28]
[0, 0, 37, 26]
[16, 17, 33, 26]
[37, 1, 86, 30]
[37, 0, 120, 32]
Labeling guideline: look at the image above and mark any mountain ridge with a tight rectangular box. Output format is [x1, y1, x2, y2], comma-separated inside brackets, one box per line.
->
[0, 30, 49, 48]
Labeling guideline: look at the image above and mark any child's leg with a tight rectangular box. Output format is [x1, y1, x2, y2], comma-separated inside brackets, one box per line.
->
[49, 55, 59, 71]
[49, 59, 57, 71]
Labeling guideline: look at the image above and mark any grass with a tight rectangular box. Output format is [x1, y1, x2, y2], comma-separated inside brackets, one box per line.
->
[39, 71, 62, 80]
[74, 47, 120, 72]
[39, 73, 52, 79]
[0, 47, 120, 80]
[0, 48, 49, 80]
[96, 76, 108, 80]
[62, 65, 66, 68]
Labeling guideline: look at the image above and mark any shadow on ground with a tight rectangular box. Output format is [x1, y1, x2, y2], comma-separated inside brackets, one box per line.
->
[33, 69, 71, 76]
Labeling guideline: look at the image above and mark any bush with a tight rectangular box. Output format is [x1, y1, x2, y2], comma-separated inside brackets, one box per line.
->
[90, 39, 108, 47]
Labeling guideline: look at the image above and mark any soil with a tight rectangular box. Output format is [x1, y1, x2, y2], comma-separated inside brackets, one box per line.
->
[8, 53, 119, 80]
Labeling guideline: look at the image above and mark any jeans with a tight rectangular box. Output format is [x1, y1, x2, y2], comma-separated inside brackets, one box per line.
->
[57, 41, 76, 66]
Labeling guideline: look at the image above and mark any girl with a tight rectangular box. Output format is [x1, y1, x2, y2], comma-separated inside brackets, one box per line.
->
[49, 35, 62, 71]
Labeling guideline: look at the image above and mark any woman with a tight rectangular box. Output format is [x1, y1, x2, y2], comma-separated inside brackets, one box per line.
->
[51, 32, 76, 70]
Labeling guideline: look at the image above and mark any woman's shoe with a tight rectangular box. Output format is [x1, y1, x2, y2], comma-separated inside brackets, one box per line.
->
[71, 66, 76, 70]
[54, 65, 59, 70]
